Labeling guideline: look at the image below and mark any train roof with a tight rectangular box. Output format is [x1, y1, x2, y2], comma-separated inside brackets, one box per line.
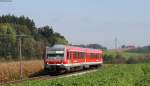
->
[47, 44, 103, 53]
[47, 44, 65, 51]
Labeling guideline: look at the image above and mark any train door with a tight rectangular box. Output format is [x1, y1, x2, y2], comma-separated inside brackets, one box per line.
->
[67, 51, 73, 64]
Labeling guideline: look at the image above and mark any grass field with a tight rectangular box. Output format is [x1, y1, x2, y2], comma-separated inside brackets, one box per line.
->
[104, 51, 145, 59]
[0, 60, 43, 83]
[7, 64, 150, 86]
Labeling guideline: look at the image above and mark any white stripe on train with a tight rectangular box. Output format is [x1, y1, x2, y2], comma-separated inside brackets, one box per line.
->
[47, 62, 102, 67]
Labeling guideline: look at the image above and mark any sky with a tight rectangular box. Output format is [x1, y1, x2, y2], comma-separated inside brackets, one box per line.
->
[0, 0, 150, 48]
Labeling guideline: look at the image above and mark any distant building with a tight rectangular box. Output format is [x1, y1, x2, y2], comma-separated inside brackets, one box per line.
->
[126, 45, 136, 49]
[121, 45, 136, 50]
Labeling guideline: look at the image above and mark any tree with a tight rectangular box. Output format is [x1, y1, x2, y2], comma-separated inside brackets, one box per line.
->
[38, 26, 53, 38]
[121, 45, 126, 48]
[0, 24, 17, 59]
[86, 44, 107, 50]
[38, 26, 68, 45]
[0, 15, 68, 60]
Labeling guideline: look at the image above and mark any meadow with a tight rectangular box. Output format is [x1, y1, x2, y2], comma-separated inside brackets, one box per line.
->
[7, 64, 150, 86]
[104, 51, 145, 59]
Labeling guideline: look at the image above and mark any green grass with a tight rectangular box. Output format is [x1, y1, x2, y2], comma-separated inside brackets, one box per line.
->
[7, 64, 150, 86]
[104, 51, 145, 59]
[119, 52, 144, 58]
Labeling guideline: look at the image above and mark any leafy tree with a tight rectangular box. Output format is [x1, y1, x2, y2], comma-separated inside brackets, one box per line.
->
[38, 26, 53, 38]
[38, 26, 68, 45]
[0, 15, 68, 60]
[86, 44, 107, 50]
[0, 24, 17, 59]
[51, 32, 68, 45]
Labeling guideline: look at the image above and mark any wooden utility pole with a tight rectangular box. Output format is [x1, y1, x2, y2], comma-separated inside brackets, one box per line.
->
[17, 35, 28, 80]
[19, 37, 22, 80]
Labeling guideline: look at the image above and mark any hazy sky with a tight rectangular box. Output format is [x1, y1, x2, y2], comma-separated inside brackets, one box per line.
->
[0, 0, 150, 48]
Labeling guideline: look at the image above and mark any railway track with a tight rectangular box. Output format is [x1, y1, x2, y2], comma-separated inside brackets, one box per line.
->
[0, 68, 98, 86]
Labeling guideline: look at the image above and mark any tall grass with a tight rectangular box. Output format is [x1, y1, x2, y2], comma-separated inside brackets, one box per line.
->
[0, 60, 43, 83]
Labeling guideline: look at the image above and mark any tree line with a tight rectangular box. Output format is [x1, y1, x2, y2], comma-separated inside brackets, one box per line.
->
[0, 14, 68, 60]
[73, 44, 107, 50]
[126, 45, 150, 53]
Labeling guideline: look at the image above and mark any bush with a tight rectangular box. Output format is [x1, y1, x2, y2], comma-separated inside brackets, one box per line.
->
[103, 52, 126, 64]
[104, 51, 150, 64]
[127, 55, 150, 64]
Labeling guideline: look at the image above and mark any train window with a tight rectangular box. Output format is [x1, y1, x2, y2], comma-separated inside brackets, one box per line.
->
[90, 53, 93, 58]
[72, 52, 85, 59]
[67, 52, 69, 59]
[96, 54, 99, 58]
[78, 52, 80, 58]
[73, 52, 85, 59]
[98, 54, 100, 58]
[67, 52, 70, 59]
[78, 52, 81, 59]
[94, 54, 96, 58]
[99, 54, 101, 58]
[78, 52, 80, 59]
[90, 53, 99, 58]
[73, 52, 75, 58]
[98, 54, 102, 58]
[95, 54, 98, 58]
[74, 52, 78, 59]
[97, 54, 99, 58]
[78, 52, 85, 59]
[47, 53, 64, 58]
[80, 53, 82, 58]
[82, 52, 85, 58]
[76, 52, 78, 58]
[83, 53, 86, 58]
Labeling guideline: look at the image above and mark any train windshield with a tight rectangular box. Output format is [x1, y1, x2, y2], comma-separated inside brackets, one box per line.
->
[47, 51, 64, 59]
[47, 53, 64, 58]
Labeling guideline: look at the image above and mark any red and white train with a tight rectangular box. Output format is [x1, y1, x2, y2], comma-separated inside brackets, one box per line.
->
[43, 44, 103, 73]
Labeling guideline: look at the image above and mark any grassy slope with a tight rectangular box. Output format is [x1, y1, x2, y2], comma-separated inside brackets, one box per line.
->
[8, 64, 150, 86]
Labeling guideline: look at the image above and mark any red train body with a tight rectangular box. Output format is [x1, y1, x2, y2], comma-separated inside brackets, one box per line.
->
[43, 44, 103, 72]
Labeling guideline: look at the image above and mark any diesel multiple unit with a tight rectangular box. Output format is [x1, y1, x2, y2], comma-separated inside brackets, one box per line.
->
[43, 44, 103, 73]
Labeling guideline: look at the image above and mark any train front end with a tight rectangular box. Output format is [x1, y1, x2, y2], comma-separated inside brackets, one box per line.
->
[44, 45, 67, 72]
